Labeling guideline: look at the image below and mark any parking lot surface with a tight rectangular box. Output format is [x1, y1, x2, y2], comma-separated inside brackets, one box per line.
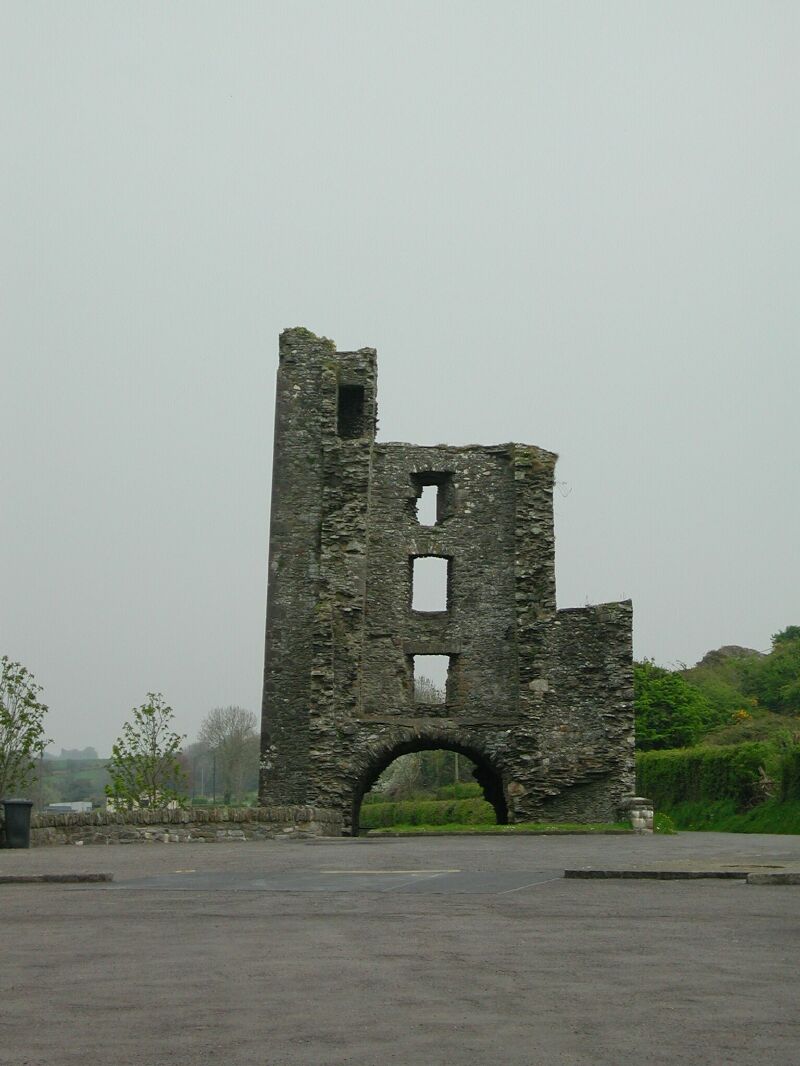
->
[3, 833, 799, 1065]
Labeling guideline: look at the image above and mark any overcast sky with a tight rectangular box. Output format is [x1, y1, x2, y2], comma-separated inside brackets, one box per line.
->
[2, 2, 798, 755]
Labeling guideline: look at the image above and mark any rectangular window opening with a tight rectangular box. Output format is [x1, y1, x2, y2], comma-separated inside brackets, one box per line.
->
[412, 655, 449, 704]
[416, 485, 439, 526]
[411, 556, 449, 613]
[337, 384, 365, 439]
[411, 472, 453, 525]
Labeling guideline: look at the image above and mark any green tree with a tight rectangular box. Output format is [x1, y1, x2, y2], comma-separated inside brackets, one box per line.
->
[105, 693, 187, 810]
[773, 625, 800, 646]
[741, 628, 800, 714]
[634, 660, 715, 750]
[0, 656, 50, 797]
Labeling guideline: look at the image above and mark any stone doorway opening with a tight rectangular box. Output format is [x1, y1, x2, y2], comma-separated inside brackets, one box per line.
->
[352, 738, 508, 835]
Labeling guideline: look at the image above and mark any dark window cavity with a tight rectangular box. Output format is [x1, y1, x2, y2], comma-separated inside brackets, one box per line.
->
[337, 384, 365, 439]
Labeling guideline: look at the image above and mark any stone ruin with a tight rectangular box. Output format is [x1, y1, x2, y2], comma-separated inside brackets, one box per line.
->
[259, 328, 634, 831]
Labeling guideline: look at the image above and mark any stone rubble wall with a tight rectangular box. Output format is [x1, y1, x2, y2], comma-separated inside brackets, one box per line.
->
[259, 329, 635, 831]
[509, 601, 635, 823]
[1, 806, 342, 847]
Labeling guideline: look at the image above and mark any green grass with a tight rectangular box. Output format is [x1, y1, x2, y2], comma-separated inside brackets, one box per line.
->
[365, 821, 631, 836]
[664, 799, 800, 834]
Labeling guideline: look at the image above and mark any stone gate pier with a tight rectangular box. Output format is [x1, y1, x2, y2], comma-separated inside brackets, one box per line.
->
[260, 328, 634, 831]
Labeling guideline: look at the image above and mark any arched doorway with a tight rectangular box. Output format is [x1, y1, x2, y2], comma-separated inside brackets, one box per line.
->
[351, 736, 508, 834]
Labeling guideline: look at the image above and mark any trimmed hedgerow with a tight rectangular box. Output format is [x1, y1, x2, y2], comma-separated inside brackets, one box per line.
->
[359, 797, 494, 829]
[636, 742, 778, 810]
[664, 799, 800, 834]
[361, 782, 484, 805]
[779, 748, 800, 802]
[433, 782, 484, 800]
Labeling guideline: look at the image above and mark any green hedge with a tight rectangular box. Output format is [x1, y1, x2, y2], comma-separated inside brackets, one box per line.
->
[359, 797, 495, 829]
[362, 782, 484, 805]
[636, 742, 776, 810]
[432, 782, 483, 800]
[779, 749, 800, 802]
[663, 799, 800, 834]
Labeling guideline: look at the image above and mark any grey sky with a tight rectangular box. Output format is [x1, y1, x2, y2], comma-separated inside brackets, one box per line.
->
[2, 2, 798, 755]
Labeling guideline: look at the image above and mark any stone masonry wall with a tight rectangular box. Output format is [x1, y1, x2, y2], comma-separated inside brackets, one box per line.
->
[0, 806, 342, 847]
[260, 328, 635, 830]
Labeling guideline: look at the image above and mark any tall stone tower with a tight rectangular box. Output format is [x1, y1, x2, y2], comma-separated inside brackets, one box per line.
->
[260, 328, 634, 831]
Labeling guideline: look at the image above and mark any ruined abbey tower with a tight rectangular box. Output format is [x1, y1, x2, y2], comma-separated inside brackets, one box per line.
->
[260, 328, 634, 831]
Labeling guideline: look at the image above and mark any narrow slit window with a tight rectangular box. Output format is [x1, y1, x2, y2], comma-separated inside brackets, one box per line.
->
[412, 655, 449, 703]
[411, 472, 453, 525]
[337, 384, 365, 438]
[411, 556, 449, 612]
[416, 485, 438, 526]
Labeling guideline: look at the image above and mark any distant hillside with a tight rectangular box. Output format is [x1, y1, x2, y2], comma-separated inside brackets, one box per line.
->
[691, 645, 765, 669]
[677, 630, 800, 746]
[35, 757, 110, 808]
[680, 645, 761, 722]
[43, 746, 100, 761]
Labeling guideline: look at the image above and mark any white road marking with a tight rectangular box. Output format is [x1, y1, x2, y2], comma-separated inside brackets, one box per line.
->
[319, 869, 460, 875]
[497, 874, 562, 894]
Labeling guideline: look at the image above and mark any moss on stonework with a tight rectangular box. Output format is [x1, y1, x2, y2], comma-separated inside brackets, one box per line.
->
[513, 444, 558, 471]
[281, 326, 337, 352]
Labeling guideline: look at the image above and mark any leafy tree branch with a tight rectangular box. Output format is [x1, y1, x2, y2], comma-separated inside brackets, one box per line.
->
[0, 656, 50, 797]
[105, 693, 187, 810]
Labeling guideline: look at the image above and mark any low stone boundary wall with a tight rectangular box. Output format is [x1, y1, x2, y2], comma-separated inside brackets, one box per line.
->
[1, 805, 343, 847]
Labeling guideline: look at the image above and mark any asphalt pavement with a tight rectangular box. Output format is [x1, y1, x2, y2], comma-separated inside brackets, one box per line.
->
[2, 833, 799, 1065]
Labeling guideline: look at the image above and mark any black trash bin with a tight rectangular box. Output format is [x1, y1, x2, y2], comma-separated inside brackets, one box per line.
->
[2, 799, 34, 848]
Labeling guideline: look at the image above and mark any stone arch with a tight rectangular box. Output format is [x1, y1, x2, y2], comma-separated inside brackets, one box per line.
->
[349, 727, 509, 834]
[259, 329, 635, 828]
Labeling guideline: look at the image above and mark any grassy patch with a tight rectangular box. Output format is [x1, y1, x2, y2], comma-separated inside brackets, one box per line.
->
[365, 821, 632, 836]
[664, 799, 800, 834]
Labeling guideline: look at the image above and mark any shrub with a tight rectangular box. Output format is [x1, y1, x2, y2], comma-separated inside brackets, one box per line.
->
[741, 628, 800, 714]
[362, 781, 484, 805]
[636, 742, 777, 810]
[433, 782, 483, 800]
[0, 656, 50, 798]
[634, 660, 717, 749]
[779, 748, 800, 802]
[106, 693, 187, 810]
[359, 796, 494, 829]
